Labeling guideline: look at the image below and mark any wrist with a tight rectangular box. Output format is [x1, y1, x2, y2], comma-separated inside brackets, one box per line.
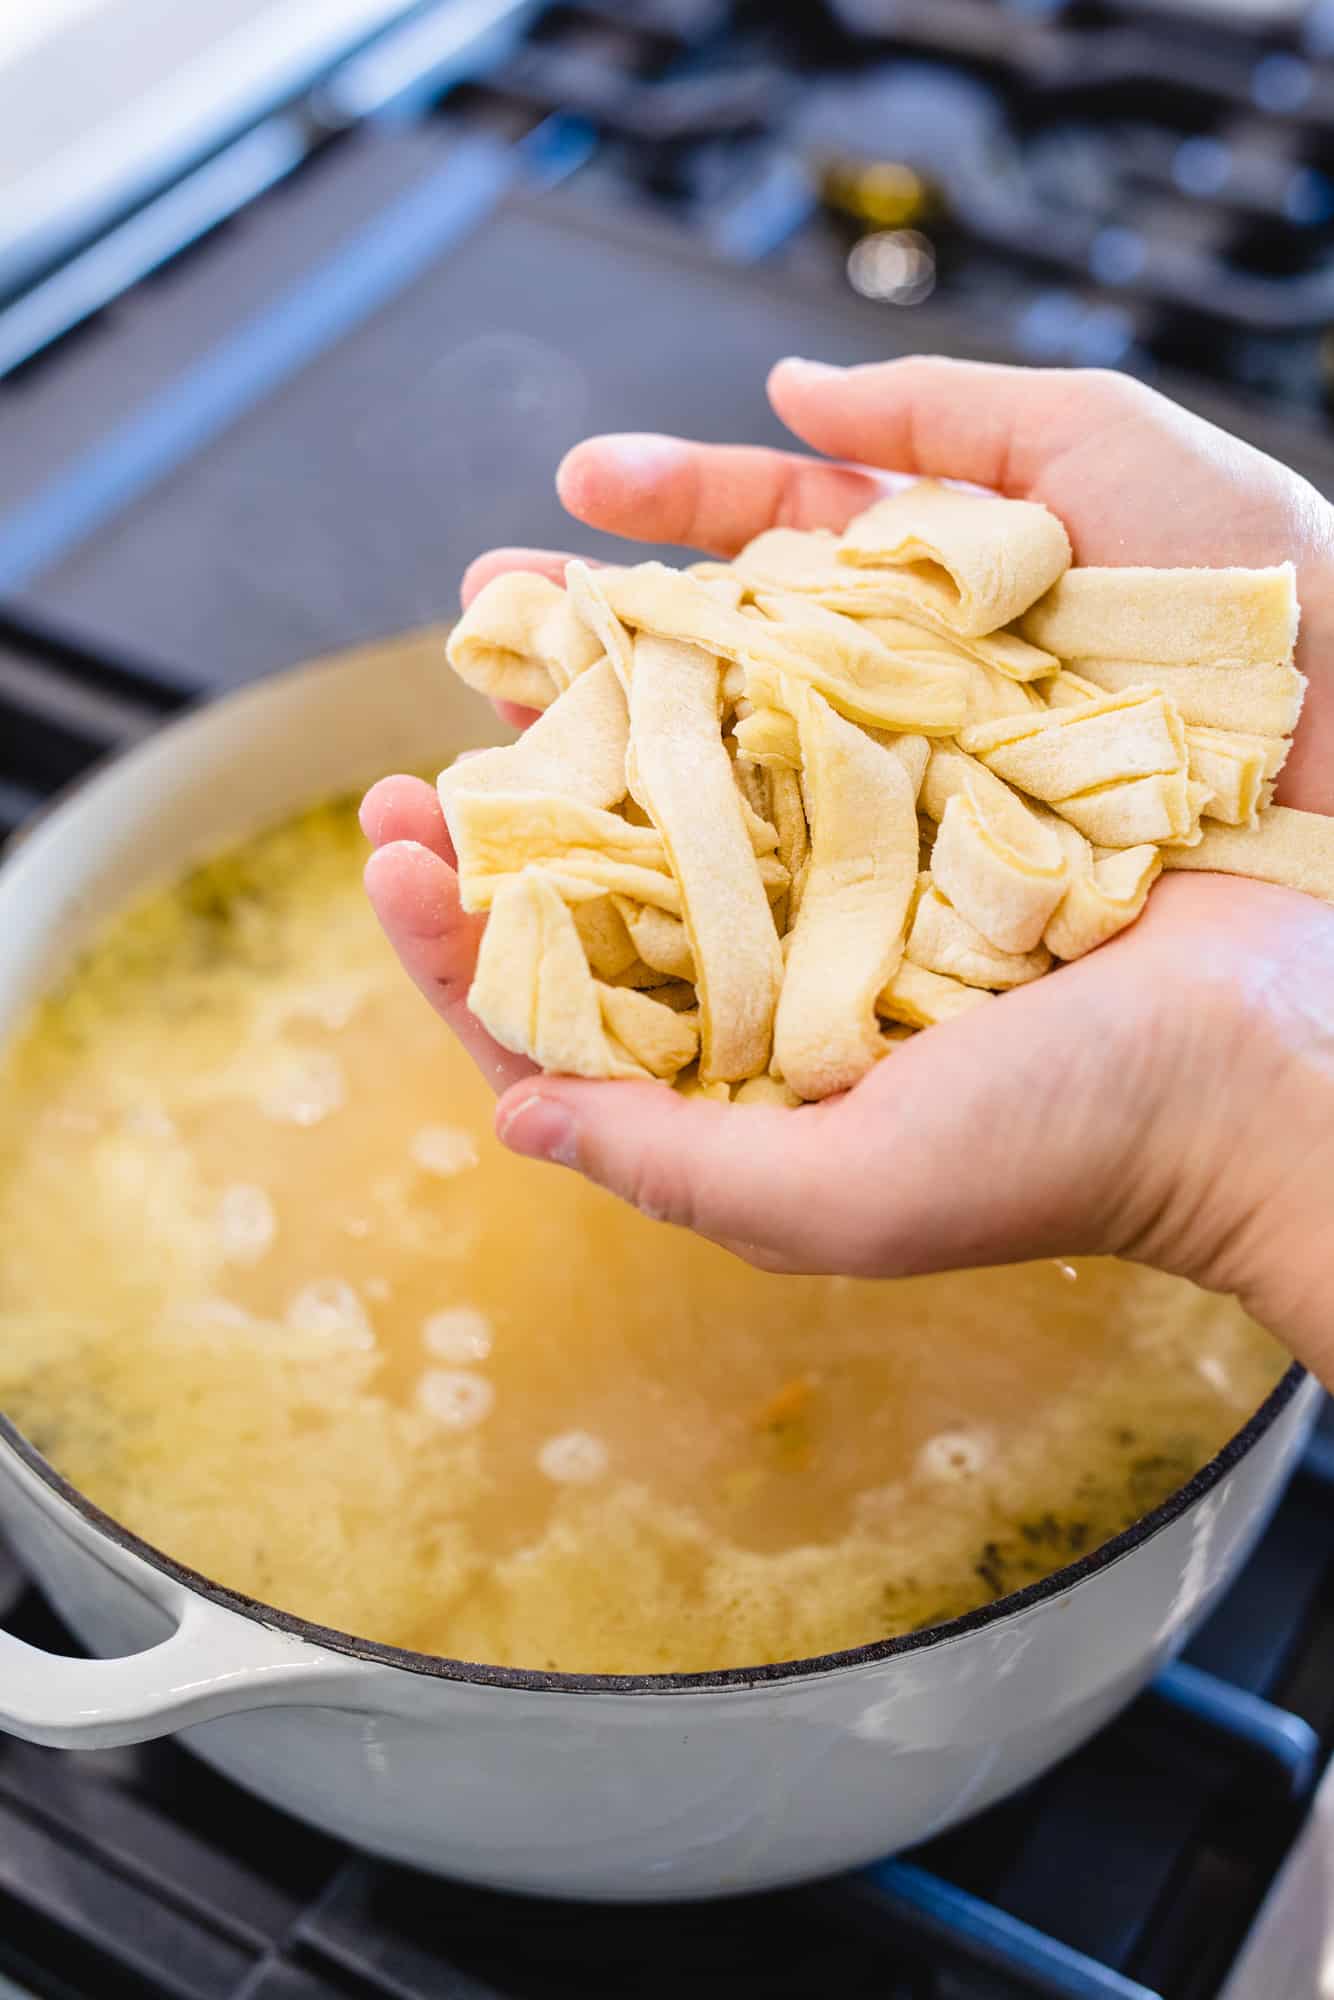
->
[1216, 1130, 1334, 1383]
[1187, 1006, 1334, 1382]
[1113, 889, 1334, 1378]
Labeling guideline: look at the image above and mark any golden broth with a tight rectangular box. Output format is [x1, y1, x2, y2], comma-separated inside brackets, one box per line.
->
[0, 799, 1287, 1673]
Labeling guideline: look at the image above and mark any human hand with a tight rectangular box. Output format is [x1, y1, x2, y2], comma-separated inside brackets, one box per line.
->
[363, 359, 1334, 1376]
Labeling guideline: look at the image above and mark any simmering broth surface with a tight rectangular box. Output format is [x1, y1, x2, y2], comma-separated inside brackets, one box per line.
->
[0, 800, 1287, 1672]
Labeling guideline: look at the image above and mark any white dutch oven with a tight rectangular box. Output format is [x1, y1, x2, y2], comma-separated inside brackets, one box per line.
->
[0, 636, 1319, 1902]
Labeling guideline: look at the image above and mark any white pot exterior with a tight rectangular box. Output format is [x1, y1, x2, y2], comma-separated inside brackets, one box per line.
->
[0, 641, 1319, 1900]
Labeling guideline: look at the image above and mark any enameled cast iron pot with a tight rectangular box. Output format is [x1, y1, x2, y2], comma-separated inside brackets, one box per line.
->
[0, 635, 1319, 1901]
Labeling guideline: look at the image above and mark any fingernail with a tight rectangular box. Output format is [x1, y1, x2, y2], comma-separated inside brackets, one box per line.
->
[775, 356, 842, 377]
[497, 1094, 579, 1168]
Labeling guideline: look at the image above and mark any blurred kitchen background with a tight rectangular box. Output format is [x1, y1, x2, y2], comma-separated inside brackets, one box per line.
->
[6, 4, 1334, 1998]
[11, 0, 1334, 731]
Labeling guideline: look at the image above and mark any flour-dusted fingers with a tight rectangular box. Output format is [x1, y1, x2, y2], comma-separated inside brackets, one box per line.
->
[364, 840, 535, 1093]
[461, 546, 579, 608]
[360, 774, 454, 866]
[556, 433, 897, 557]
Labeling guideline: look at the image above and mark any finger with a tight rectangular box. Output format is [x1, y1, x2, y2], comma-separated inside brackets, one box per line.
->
[495, 699, 543, 732]
[360, 775, 453, 865]
[492, 950, 1164, 1276]
[556, 433, 892, 556]
[767, 355, 1146, 497]
[364, 841, 534, 1093]
[461, 546, 578, 608]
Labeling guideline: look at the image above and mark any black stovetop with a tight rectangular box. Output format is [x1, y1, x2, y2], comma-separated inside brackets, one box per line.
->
[4, 4, 1334, 1995]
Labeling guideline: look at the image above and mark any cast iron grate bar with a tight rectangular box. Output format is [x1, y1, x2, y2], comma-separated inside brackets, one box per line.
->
[238, 1968, 377, 2000]
[0, 1741, 305, 1952]
[0, 607, 192, 713]
[1145, 1660, 1320, 1803]
[0, 779, 44, 842]
[1297, 1427, 1334, 1491]
[0, 1793, 253, 1999]
[1185, 1432, 1334, 1699]
[841, 1861, 1164, 2000]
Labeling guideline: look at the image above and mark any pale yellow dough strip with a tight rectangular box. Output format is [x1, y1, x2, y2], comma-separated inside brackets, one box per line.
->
[1184, 725, 1288, 829]
[734, 705, 800, 769]
[1051, 771, 1208, 850]
[960, 688, 1188, 802]
[954, 655, 1046, 726]
[629, 631, 783, 1083]
[967, 689, 1205, 847]
[448, 784, 785, 919]
[775, 693, 921, 1099]
[565, 560, 634, 693]
[677, 1070, 732, 1101]
[877, 960, 995, 1029]
[599, 562, 965, 732]
[469, 871, 656, 1080]
[837, 481, 1072, 636]
[438, 658, 628, 816]
[1037, 814, 1162, 961]
[731, 1074, 803, 1107]
[1021, 563, 1298, 665]
[1040, 665, 1302, 827]
[1074, 658, 1307, 738]
[907, 880, 1051, 990]
[733, 527, 1057, 680]
[923, 750, 1070, 954]
[919, 744, 1013, 824]
[446, 791, 671, 912]
[1162, 806, 1334, 906]
[572, 897, 640, 981]
[749, 593, 969, 733]
[768, 765, 809, 887]
[447, 572, 602, 710]
[613, 899, 695, 980]
[597, 984, 700, 1078]
[1041, 670, 1109, 709]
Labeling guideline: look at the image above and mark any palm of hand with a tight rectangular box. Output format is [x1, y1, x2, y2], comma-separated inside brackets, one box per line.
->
[361, 358, 1334, 1358]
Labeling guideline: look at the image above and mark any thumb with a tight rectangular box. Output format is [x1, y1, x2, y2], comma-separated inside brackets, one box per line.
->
[495, 1081, 871, 1271]
[492, 956, 1171, 1277]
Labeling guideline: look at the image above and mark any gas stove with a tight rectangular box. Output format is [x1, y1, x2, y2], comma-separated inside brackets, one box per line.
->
[3, 2, 1334, 1994]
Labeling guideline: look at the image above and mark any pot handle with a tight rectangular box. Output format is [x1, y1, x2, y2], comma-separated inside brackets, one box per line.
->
[0, 1588, 362, 1749]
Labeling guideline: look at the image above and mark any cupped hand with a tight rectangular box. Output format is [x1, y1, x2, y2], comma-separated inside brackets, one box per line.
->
[363, 359, 1334, 1376]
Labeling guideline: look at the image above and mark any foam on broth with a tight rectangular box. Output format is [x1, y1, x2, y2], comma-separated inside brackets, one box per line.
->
[0, 800, 1287, 1673]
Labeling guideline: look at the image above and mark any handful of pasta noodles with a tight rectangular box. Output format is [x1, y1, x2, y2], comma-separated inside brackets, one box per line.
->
[438, 481, 1333, 1102]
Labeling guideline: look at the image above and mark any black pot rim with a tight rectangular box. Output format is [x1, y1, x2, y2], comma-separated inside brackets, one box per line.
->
[0, 1362, 1307, 1696]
